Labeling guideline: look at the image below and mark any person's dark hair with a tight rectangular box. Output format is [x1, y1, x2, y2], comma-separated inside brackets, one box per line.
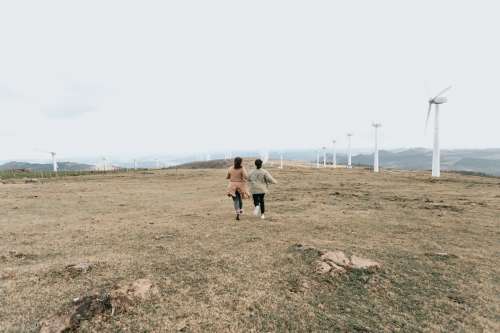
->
[255, 159, 263, 169]
[234, 157, 243, 169]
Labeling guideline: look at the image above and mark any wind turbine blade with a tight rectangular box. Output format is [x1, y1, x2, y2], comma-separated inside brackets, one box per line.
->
[433, 85, 452, 99]
[425, 103, 432, 132]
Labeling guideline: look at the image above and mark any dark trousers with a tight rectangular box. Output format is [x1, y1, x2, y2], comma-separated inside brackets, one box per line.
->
[232, 192, 243, 212]
[252, 193, 265, 214]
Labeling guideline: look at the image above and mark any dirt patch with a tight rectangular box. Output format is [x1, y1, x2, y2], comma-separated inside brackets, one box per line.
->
[39, 279, 159, 332]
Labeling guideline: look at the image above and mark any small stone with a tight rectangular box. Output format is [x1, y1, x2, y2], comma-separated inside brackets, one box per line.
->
[65, 262, 93, 276]
[315, 261, 332, 274]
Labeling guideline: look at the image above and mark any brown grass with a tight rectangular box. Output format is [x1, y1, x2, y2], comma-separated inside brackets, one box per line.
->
[1, 166, 499, 332]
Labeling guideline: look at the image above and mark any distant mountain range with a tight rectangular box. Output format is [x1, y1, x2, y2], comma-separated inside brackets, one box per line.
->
[1, 148, 499, 176]
[340, 148, 500, 176]
[0, 161, 95, 172]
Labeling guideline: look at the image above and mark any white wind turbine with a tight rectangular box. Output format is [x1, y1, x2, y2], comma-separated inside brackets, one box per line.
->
[372, 123, 382, 173]
[279, 151, 284, 169]
[260, 150, 269, 164]
[322, 146, 327, 167]
[48, 152, 58, 172]
[346, 133, 353, 169]
[426, 86, 452, 178]
[102, 157, 109, 171]
[332, 140, 337, 168]
[316, 149, 320, 168]
[35, 149, 58, 172]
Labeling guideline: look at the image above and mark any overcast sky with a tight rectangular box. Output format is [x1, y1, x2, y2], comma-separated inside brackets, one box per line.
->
[1, 0, 499, 161]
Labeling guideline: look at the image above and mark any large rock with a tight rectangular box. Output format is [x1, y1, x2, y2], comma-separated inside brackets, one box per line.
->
[298, 246, 382, 278]
[320, 251, 351, 268]
[329, 263, 347, 276]
[314, 260, 347, 276]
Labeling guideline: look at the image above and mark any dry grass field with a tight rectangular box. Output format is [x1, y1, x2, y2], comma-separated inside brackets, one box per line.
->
[1, 164, 499, 332]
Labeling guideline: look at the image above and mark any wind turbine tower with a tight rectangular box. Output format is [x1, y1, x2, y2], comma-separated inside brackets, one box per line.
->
[49, 152, 58, 173]
[322, 146, 327, 167]
[133, 159, 137, 170]
[316, 149, 320, 169]
[102, 157, 108, 171]
[426, 86, 451, 178]
[347, 133, 353, 169]
[279, 152, 284, 169]
[372, 123, 382, 173]
[332, 140, 337, 168]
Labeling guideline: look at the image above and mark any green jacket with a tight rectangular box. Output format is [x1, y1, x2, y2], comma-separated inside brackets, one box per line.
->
[248, 168, 277, 194]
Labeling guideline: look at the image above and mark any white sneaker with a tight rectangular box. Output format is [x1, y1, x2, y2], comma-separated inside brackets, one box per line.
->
[260, 214, 265, 220]
[253, 206, 260, 216]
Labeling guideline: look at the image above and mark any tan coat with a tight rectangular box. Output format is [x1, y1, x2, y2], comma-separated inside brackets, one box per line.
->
[226, 167, 251, 199]
[248, 168, 277, 194]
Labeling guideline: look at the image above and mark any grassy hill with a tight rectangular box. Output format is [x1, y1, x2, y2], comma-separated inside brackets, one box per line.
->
[0, 161, 94, 172]
[0, 166, 498, 331]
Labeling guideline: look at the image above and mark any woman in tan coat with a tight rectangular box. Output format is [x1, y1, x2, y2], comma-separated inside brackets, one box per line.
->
[226, 157, 251, 220]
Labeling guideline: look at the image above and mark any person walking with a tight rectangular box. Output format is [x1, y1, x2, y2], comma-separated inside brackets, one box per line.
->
[226, 157, 250, 221]
[248, 158, 277, 220]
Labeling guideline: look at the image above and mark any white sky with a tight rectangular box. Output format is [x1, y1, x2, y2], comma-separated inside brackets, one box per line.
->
[1, 0, 499, 160]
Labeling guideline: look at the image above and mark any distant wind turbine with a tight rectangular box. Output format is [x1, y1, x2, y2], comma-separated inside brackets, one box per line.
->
[322, 146, 327, 167]
[346, 133, 353, 169]
[316, 149, 320, 169]
[332, 140, 337, 168]
[35, 149, 58, 172]
[372, 123, 382, 173]
[50, 152, 58, 172]
[279, 152, 284, 169]
[260, 150, 269, 164]
[426, 86, 452, 178]
[101, 157, 108, 171]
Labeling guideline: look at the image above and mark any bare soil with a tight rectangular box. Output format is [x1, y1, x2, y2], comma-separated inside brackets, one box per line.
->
[1, 165, 499, 332]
